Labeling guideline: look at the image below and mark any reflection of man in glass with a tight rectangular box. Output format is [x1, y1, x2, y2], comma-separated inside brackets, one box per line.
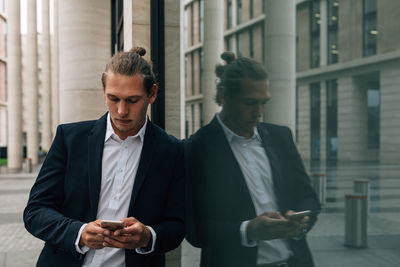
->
[185, 52, 321, 267]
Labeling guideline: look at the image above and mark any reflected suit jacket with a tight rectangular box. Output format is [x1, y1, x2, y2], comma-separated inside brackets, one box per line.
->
[185, 117, 321, 267]
[24, 113, 184, 267]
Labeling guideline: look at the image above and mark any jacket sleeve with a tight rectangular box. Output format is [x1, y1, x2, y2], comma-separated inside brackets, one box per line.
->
[152, 140, 186, 253]
[285, 127, 321, 230]
[23, 125, 84, 259]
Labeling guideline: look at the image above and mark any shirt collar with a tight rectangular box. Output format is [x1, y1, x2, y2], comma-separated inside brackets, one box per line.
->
[105, 113, 147, 143]
[216, 112, 261, 143]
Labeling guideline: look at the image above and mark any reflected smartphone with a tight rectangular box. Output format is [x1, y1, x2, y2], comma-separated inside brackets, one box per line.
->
[287, 210, 311, 220]
[100, 220, 124, 231]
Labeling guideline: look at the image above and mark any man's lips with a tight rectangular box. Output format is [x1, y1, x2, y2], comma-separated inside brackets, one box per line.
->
[115, 119, 132, 125]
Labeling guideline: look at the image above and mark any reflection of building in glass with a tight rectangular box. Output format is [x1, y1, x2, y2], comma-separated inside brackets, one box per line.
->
[296, 0, 400, 164]
[183, 0, 267, 137]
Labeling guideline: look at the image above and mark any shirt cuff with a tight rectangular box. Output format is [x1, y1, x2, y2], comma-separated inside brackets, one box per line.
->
[135, 226, 157, 254]
[240, 220, 257, 247]
[75, 223, 90, 254]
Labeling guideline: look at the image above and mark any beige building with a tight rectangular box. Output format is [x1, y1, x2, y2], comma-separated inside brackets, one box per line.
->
[296, 0, 400, 164]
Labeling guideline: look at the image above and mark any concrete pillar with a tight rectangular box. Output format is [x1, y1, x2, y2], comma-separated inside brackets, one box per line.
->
[41, 0, 52, 151]
[51, 0, 60, 135]
[263, 0, 296, 131]
[26, 0, 39, 164]
[202, 0, 223, 124]
[380, 62, 400, 164]
[165, 0, 183, 138]
[5, 0, 23, 169]
[58, 0, 110, 123]
[319, 0, 327, 66]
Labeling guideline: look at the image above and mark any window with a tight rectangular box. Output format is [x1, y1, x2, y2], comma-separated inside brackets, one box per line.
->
[237, 0, 243, 25]
[363, 0, 377, 56]
[184, 9, 188, 49]
[227, 0, 233, 29]
[310, 0, 321, 68]
[236, 32, 243, 57]
[191, 104, 195, 133]
[326, 79, 338, 160]
[184, 56, 188, 97]
[199, 103, 203, 127]
[327, 0, 339, 64]
[250, 0, 254, 19]
[310, 82, 321, 160]
[191, 53, 195, 96]
[111, 0, 124, 55]
[190, 4, 194, 46]
[249, 28, 254, 58]
[367, 80, 380, 148]
[199, 49, 203, 93]
[199, 0, 204, 42]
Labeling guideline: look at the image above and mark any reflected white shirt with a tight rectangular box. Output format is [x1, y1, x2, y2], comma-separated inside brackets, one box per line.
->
[75, 114, 156, 267]
[216, 113, 292, 265]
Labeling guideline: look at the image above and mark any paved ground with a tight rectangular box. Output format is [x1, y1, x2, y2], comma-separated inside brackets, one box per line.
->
[1, 162, 399, 266]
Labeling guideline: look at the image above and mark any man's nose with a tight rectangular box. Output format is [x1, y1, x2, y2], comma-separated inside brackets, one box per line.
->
[254, 103, 264, 118]
[118, 101, 128, 116]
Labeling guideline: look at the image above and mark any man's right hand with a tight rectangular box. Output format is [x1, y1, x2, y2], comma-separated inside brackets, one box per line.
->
[79, 219, 106, 249]
[246, 211, 306, 241]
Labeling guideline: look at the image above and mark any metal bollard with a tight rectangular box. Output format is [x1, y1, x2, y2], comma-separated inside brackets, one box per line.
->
[24, 158, 32, 173]
[354, 179, 370, 214]
[345, 194, 368, 248]
[312, 173, 326, 205]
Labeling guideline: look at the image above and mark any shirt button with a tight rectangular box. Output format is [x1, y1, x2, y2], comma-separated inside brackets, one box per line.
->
[119, 168, 123, 172]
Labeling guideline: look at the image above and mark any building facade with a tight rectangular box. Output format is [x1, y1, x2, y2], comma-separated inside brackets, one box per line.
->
[296, 0, 400, 164]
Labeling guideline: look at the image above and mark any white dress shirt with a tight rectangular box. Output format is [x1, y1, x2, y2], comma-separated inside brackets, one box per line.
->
[216, 114, 292, 265]
[75, 114, 156, 267]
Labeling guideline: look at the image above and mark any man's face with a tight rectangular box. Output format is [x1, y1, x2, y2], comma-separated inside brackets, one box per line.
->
[104, 72, 157, 140]
[221, 79, 271, 138]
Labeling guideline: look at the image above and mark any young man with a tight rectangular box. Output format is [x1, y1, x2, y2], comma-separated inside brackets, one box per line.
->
[24, 47, 184, 267]
[185, 52, 320, 267]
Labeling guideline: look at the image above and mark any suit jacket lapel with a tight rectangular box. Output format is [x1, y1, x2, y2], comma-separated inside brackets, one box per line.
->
[128, 121, 156, 211]
[87, 113, 108, 220]
[257, 124, 285, 210]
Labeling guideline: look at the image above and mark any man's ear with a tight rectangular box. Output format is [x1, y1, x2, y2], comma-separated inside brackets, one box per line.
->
[148, 84, 158, 104]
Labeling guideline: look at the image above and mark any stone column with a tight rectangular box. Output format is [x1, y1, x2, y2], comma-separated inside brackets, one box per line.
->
[164, 0, 183, 138]
[58, 0, 110, 123]
[51, 0, 60, 136]
[263, 0, 296, 131]
[5, 0, 23, 169]
[41, 0, 52, 151]
[202, 0, 224, 124]
[26, 0, 39, 164]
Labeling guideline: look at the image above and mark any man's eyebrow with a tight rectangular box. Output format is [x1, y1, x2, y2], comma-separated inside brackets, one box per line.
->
[106, 94, 142, 99]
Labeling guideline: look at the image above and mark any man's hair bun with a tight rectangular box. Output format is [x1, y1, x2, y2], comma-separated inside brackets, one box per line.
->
[130, 47, 146, 57]
[221, 51, 236, 64]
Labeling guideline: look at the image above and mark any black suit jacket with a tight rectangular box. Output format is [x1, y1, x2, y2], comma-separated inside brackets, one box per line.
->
[185, 117, 320, 267]
[24, 113, 185, 267]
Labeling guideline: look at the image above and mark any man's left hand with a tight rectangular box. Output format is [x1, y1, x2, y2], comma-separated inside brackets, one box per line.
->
[102, 217, 151, 250]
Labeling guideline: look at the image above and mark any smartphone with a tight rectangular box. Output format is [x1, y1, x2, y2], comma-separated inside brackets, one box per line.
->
[100, 220, 124, 231]
[287, 210, 311, 220]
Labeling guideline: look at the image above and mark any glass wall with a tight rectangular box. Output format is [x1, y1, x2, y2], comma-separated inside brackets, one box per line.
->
[310, 82, 321, 160]
[363, 0, 377, 57]
[310, 0, 320, 68]
[326, 79, 338, 160]
[327, 0, 339, 64]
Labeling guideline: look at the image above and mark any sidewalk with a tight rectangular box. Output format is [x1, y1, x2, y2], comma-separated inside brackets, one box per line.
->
[1, 162, 400, 266]
[0, 167, 43, 267]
